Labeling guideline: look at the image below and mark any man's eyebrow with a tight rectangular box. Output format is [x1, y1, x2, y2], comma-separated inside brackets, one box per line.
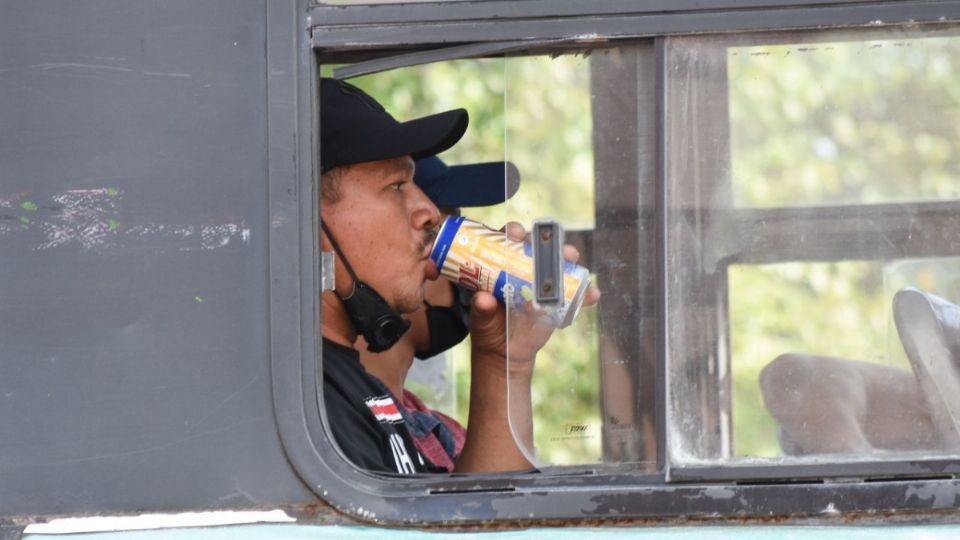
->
[384, 157, 415, 178]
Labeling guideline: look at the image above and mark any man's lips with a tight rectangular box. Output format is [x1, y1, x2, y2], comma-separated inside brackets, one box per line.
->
[424, 258, 439, 280]
[421, 228, 439, 279]
[420, 242, 433, 260]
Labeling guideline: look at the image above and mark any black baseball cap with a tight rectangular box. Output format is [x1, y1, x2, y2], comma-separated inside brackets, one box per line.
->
[414, 156, 521, 208]
[320, 78, 469, 174]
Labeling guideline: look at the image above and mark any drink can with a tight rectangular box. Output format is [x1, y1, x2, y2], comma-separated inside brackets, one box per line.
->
[429, 216, 591, 328]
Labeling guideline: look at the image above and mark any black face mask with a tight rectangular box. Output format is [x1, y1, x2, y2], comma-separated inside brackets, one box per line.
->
[341, 279, 412, 353]
[415, 286, 472, 360]
[321, 221, 410, 353]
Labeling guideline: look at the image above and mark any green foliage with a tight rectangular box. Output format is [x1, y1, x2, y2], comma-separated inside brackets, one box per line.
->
[727, 34, 960, 457]
[729, 262, 890, 457]
[729, 36, 960, 207]
[525, 307, 602, 464]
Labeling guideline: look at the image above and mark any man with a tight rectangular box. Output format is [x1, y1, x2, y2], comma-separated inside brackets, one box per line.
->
[357, 155, 521, 472]
[318, 78, 597, 474]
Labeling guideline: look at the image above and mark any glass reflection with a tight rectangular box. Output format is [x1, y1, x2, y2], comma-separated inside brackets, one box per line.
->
[667, 27, 960, 465]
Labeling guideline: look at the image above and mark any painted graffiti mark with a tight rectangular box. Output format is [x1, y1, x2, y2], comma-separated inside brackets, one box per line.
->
[0, 189, 250, 252]
[33, 188, 120, 250]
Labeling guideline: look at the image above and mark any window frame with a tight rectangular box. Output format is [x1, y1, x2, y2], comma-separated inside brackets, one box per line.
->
[270, 0, 960, 525]
[310, 0, 960, 54]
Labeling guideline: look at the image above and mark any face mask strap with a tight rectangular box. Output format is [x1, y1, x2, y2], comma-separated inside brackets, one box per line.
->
[321, 220, 360, 290]
[321, 220, 410, 352]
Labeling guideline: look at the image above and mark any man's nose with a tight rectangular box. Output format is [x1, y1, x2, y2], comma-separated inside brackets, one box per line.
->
[409, 185, 441, 232]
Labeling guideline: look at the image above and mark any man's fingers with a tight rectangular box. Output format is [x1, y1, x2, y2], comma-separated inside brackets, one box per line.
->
[470, 291, 501, 334]
[471, 290, 499, 314]
[504, 221, 526, 242]
[583, 285, 601, 307]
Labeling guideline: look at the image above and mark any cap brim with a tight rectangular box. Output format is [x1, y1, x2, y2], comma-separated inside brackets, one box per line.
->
[427, 161, 521, 208]
[352, 109, 468, 168]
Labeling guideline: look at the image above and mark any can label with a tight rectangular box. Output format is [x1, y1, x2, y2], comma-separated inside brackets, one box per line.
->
[430, 216, 590, 328]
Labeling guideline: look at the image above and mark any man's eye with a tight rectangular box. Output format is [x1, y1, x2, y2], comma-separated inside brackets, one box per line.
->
[391, 181, 405, 191]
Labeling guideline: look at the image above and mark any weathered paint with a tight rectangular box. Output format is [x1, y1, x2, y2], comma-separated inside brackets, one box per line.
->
[21, 523, 960, 540]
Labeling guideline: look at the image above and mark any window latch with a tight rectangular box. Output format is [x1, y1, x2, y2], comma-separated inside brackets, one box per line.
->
[533, 219, 564, 305]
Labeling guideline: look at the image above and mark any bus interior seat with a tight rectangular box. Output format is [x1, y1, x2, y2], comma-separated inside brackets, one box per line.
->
[893, 287, 960, 449]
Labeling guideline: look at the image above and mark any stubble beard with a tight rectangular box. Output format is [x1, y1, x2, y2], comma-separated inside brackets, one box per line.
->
[393, 279, 425, 315]
[394, 229, 436, 314]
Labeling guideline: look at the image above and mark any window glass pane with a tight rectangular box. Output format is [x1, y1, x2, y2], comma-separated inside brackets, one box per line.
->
[730, 35, 960, 208]
[667, 26, 960, 467]
[503, 52, 600, 465]
[729, 260, 960, 458]
[325, 45, 655, 473]
[502, 45, 654, 468]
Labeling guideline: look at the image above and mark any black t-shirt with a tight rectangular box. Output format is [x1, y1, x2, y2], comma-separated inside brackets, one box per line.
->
[322, 338, 439, 474]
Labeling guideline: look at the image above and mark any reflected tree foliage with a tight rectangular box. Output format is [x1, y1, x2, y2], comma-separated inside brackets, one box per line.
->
[728, 35, 960, 456]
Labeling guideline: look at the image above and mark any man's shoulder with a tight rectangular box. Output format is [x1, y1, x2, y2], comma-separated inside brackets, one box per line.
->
[322, 337, 358, 359]
[320, 338, 429, 473]
[322, 338, 392, 417]
[322, 338, 363, 377]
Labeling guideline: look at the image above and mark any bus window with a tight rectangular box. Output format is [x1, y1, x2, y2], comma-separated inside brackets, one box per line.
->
[304, 7, 960, 523]
[665, 26, 960, 467]
[334, 44, 656, 471]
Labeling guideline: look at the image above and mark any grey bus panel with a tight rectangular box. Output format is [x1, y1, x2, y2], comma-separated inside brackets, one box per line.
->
[0, 0, 315, 517]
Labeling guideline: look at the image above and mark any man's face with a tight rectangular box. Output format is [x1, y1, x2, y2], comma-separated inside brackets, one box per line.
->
[322, 157, 441, 315]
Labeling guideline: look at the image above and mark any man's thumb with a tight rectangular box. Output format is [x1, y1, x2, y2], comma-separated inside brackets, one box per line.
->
[470, 291, 499, 330]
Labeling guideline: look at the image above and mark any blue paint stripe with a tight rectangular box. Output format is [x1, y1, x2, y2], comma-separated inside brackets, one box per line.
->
[430, 215, 463, 271]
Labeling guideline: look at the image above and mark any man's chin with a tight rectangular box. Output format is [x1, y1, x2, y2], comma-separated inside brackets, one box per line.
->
[393, 294, 423, 315]
[392, 275, 431, 314]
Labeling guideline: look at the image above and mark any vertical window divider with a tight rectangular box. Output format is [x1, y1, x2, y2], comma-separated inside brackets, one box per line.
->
[655, 35, 671, 478]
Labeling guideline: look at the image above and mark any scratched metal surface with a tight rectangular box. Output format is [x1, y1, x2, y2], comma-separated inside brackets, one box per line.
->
[20, 523, 960, 539]
[0, 0, 315, 515]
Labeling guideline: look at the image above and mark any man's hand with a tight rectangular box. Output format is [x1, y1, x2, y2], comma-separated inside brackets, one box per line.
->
[469, 221, 600, 371]
[455, 221, 599, 473]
